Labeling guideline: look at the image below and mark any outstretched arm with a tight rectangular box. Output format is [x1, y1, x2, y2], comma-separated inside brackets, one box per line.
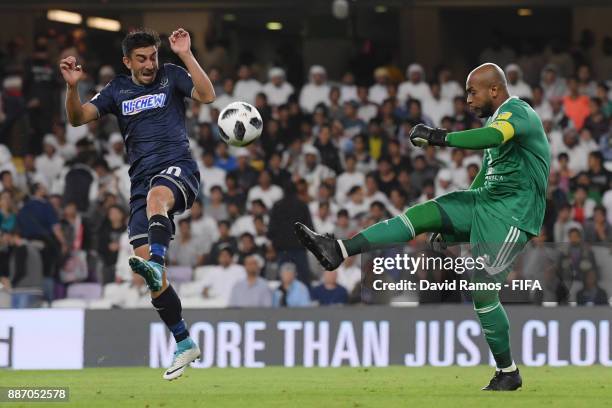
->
[409, 119, 515, 150]
[170, 28, 215, 104]
[60, 56, 99, 126]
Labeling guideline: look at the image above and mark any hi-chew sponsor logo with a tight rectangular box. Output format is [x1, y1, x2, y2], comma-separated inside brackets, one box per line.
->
[122, 93, 166, 116]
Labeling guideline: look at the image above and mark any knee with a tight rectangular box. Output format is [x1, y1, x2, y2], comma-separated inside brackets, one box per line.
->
[147, 186, 173, 215]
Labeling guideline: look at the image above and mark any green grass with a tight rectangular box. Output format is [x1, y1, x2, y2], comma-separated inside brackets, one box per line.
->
[2, 366, 612, 407]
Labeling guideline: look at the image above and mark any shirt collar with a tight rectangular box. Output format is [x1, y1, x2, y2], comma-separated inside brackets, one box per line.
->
[491, 95, 517, 119]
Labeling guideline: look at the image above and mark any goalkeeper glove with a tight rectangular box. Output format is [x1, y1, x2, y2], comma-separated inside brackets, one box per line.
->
[409, 124, 448, 147]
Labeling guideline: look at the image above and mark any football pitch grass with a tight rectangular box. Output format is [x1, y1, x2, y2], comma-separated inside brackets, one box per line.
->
[3, 366, 612, 407]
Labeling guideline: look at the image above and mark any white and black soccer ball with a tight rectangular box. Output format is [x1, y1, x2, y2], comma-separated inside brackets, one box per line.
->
[217, 101, 263, 147]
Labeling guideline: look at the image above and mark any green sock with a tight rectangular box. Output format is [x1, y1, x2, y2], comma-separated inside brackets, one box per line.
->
[342, 201, 444, 256]
[474, 299, 513, 369]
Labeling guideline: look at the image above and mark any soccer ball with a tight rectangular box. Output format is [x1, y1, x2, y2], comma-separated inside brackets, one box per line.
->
[217, 101, 263, 147]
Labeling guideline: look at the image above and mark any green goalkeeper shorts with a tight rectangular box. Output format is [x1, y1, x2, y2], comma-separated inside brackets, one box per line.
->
[434, 189, 530, 284]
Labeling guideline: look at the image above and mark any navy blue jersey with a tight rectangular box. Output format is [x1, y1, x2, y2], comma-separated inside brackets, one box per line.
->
[89, 63, 195, 182]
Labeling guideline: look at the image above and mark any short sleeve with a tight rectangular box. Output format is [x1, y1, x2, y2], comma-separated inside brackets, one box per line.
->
[89, 82, 115, 117]
[167, 63, 194, 99]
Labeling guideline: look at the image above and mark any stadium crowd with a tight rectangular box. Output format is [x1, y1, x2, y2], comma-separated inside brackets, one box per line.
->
[0, 29, 611, 308]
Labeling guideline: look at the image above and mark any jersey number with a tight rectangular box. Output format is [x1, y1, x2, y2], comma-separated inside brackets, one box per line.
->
[161, 166, 181, 177]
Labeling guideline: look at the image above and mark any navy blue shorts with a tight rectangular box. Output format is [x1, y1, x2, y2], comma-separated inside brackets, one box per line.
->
[128, 160, 200, 249]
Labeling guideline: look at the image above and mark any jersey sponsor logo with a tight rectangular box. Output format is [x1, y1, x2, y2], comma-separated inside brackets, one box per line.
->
[122, 93, 166, 116]
[496, 112, 512, 120]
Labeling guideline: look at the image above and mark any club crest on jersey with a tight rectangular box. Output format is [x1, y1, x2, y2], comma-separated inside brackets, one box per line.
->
[122, 93, 166, 116]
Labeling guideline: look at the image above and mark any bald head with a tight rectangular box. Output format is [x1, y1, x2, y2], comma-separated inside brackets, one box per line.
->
[466, 63, 510, 118]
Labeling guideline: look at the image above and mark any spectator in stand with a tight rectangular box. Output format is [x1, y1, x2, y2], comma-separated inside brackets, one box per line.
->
[571, 185, 596, 224]
[540, 64, 567, 101]
[339, 71, 358, 103]
[272, 262, 310, 307]
[103, 132, 125, 170]
[586, 151, 611, 195]
[228, 254, 272, 307]
[584, 205, 612, 242]
[268, 184, 313, 284]
[230, 149, 258, 193]
[583, 98, 609, 140]
[343, 186, 369, 219]
[576, 64, 597, 97]
[505, 64, 532, 100]
[423, 82, 453, 127]
[328, 86, 343, 122]
[299, 65, 330, 113]
[312, 201, 335, 235]
[356, 86, 378, 123]
[563, 76, 591, 130]
[576, 269, 609, 305]
[0, 191, 17, 288]
[262, 67, 294, 107]
[531, 85, 553, 121]
[35, 134, 65, 188]
[369, 67, 390, 105]
[247, 170, 283, 211]
[596, 82, 612, 117]
[212, 78, 237, 111]
[14, 183, 67, 300]
[311, 269, 348, 306]
[0, 170, 25, 204]
[314, 125, 342, 174]
[233, 64, 262, 105]
[554, 202, 582, 242]
[97, 204, 127, 283]
[478, 32, 515, 67]
[437, 66, 464, 101]
[167, 218, 202, 268]
[398, 63, 432, 105]
[199, 246, 246, 307]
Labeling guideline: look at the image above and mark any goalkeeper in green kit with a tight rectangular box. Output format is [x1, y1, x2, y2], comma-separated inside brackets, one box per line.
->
[295, 63, 550, 391]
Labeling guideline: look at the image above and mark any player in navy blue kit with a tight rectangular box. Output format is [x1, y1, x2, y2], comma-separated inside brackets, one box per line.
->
[60, 28, 215, 380]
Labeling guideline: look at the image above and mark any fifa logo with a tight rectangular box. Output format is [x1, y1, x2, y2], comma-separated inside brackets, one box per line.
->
[0, 326, 14, 368]
[122, 93, 166, 116]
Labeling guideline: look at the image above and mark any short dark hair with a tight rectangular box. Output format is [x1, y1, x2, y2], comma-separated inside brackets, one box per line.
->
[122, 29, 161, 57]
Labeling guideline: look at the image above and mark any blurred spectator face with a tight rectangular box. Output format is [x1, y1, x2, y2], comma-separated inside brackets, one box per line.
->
[365, 176, 378, 193]
[353, 135, 366, 153]
[574, 187, 587, 204]
[342, 72, 355, 85]
[317, 184, 332, 201]
[330, 87, 340, 103]
[0, 191, 12, 212]
[579, 128, 593, 143]
[210, 187, 223, 203]
[269, 153, 281, 170]
[49, 195, 62, 214]
[577, 65, 591, 82]
[337, 212, 349, 228]
[313, 73, 325, 85]
[43, 141, 57, 156]
[191, 201, 203, 219]
[244, 256, 260, 277]
[23, 154, 35, 172]
[271, 73, 284, 87]
[451, 148, 465, 164]
[370, 203, 385, 219]
[558, 153, 569, 169]
[408, 100, 422, 118]
[218, 222, 230, 238]
[218, 249, 233, 267]
[413, 156, 426, 171]
[203, 152, 215, 167]
[390, 190, 406, 209]
[108, 206, 125, 226]
[357, 86, 369, 102]
[280, 265, 297, 286]
[563, 130, 578, 148]
[223, 78, 235, 94]
[409, 71, 422, 84]
[387, 84, 398, 99]
[377, 159, 392, 175]
[305, 152, 318, 168]
[343, 102, 357, 118]
[258, 171, 271, 187]
[255, 93, 267, 109]
[558, 206, 571, 221]
[208, 67, 221, 83]
[123, 45, 158, 85]
[594, 207, 606, 224]
[588, 152, 602, 170]
[438, 68, 451, 83]
[506, 69, 519, 85]
[345, 156, 356, 172]
[584, 270, 597, 289]
[453, 97, 467, 115]
[323, 269, 338, 287]
[318, 202, 330, 219]
[568, 229, 582, 245]
[532, 86, 544, 105]
[318, 126, 331, 144]
[240, 234, 255, 252]
[331, 120, 344, 138]
[238, 65, 251, 80]
[64, 202, 78, 220]
[1, 172, 14, 189]
[567, 78, 579, 94]
[254, 217, 266, 234]
[398, 169, 411, 187]
[381, 100, 394, 116]
[179, 220, 191, 238]
[374, 70, 388, 85]
[251, 201, 267, 216]
[589, 98, 601, 114]
[349, 187, 364, 203]
[430, 82, 441, 99]
[596, 84, 609, 100]
[542, 68, 557, 84]
[266, 119, 280, 136]
[228, 203, 240, 218]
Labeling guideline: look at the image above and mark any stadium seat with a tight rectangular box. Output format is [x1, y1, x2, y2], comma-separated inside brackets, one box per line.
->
[103, 282, 141, 306]
[193, 265, 217, 281]
[67, 283, 103, 300]
[166, 266, 193, 284]
[87, 299, 114, 309]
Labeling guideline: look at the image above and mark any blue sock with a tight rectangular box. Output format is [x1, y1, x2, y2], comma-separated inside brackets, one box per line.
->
[169, 320, 189, 343]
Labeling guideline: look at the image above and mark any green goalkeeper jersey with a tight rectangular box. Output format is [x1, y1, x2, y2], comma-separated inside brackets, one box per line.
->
[478, 96, 550, 236]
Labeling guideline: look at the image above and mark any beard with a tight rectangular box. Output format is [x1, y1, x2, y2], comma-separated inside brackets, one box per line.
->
[477, 100, 495, 118]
